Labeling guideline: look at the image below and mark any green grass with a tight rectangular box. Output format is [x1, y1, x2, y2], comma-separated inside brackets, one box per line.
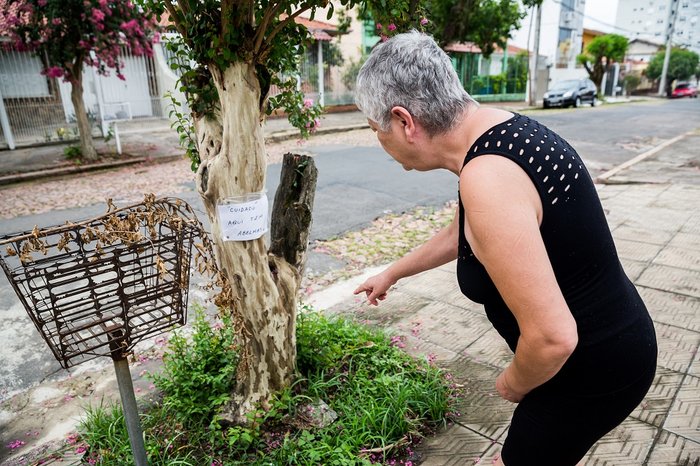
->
[75, 307, 453, 465]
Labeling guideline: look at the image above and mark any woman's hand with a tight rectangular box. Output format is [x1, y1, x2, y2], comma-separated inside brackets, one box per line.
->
[353, 271, 397, 305]
[496, 369, 526, 403]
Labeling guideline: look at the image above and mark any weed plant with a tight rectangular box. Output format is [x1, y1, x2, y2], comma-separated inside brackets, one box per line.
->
[77, 307, 452, 465]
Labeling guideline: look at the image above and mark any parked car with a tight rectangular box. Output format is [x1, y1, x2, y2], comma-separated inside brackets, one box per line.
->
[543, 79, 597, 108]
[671, 83, 698, 98]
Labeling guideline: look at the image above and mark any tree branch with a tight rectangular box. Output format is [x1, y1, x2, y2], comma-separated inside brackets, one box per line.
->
[252, 1, 285, 56]
[163, 0, 188, 38]
[261, 6, 312, 55]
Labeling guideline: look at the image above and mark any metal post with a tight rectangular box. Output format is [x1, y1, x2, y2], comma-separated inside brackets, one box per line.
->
[91, 59, 108, 137]
[317, 40, 325, 107]
[529, 5, 542, 106]
[112, 356, 148, 466]
[113, 123, 122, 155]
[659, 0, 679, 96]
[0, 86, 16, 150]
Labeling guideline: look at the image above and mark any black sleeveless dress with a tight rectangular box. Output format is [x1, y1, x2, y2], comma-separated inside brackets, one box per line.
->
[457, 113, 657, 465]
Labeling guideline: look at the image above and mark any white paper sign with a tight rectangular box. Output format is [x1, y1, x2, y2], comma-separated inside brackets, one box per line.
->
[217, 194, 268, 241]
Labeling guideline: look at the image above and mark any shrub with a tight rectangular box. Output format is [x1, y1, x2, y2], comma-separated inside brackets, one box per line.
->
[151, 308, 239, 426]
[76, 306, 452, 465]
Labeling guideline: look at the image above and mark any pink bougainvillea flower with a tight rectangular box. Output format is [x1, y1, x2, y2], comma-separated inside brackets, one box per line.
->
[376, 23, 382, 30]
[387, 23, 397, 31]
[420, 17, 429, 26]
[303, 98, 314, 108]
[7, 439, 26, 449]
[91, 8, 105, 23]
[44, 66, 64, 78]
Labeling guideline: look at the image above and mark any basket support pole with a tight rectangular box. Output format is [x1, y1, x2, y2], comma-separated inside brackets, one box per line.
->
[112, 355, 149, 466]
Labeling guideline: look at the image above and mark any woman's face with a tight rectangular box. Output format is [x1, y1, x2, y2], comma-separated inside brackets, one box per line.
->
[368, 119, 414, 171]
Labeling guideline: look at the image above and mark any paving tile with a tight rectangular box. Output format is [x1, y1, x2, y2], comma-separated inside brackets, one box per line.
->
[615, 239, 664, 263]
[689, 348, 700, 378]
[645, 429, 700, 465]
[670, 232, 700, 252]
[637, 264, 700, 298]
[400, 334, 460, 365]
[461, 327, 513, 370]
[664, 374, 700, 443]
[396, 268, 480, 312]
[639, 287, 700, 333]
[654, 322, 700, 373]
[680, 208, 700, 234]
[631, 368, 685, 428]
[443, 356, 514, 440]
[616, 211, 688, 234]
[620, 258, 649, 282]
[652, 185, 700, 212]
[613, 224, 676, 245]
[477, 443, 504, 465]
[583, 418, 657, 465]
[418, 423, 497, 466]
[392, 301, 493, 354]
[653, 246, 700, 271]
[327, 289, 431, 327]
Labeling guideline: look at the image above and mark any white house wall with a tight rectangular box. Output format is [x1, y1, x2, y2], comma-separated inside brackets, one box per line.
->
[0, 50, 50, 98]
[511, 2, 563, 69]
[58, 52, 155, 123]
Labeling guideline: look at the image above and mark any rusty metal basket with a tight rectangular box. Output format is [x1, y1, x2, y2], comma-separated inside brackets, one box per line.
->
[0, 197, 206, 368]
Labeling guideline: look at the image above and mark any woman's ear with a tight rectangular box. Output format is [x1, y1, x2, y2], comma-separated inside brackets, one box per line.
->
[390, 106, 417, 142]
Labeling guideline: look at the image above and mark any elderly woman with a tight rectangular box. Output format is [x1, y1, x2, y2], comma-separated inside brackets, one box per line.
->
[353, 31, 657, 465]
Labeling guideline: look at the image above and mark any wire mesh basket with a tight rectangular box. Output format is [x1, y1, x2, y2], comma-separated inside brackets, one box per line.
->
[0, 197, 210, 368]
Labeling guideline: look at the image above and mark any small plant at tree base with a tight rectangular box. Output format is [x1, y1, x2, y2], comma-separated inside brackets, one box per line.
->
[63, 145, 82, 162]
[75, 306, 454, 465]
[152, 307, 240, 427]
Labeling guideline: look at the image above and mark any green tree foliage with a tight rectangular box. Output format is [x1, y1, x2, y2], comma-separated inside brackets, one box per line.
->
[577, 33, 628, 96]
[645, 47, 700, 96]
[427, 0, 531, 58]
[1, 0, 156, 161]
[359, 0, 541, 59]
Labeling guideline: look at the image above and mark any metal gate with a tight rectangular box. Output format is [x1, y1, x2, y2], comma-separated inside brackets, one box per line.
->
[0, 47, 164, 149]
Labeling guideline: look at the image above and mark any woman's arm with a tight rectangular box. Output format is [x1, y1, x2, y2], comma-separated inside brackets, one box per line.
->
[461, 155, 578, 402]
[354, 206, 459, 305]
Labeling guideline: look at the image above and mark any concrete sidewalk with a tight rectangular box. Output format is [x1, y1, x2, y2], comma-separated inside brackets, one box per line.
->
[310, 130, 700, 465]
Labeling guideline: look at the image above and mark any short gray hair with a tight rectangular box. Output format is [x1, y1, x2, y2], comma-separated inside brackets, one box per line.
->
[355, 31, 476, 137]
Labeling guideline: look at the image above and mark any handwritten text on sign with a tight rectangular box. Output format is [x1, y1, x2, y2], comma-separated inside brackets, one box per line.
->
[217, 195, 268, 241]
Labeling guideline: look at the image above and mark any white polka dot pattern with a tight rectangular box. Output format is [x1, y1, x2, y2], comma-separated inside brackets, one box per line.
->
[464, 114, 586, 207]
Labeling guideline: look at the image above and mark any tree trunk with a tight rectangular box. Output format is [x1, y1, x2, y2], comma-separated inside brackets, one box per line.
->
[194, 62, 316, 425]
[69, 75, 98, 162]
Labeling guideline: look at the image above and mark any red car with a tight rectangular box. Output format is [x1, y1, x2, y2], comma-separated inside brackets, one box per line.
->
[671, 83, 698, 98]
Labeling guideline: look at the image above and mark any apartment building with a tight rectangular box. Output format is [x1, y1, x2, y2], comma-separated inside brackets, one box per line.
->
[616, 0, 700, 53]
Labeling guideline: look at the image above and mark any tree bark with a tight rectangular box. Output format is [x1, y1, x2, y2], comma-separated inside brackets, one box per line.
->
[194, 62, 315, 424]
[70, 75, 98, 162]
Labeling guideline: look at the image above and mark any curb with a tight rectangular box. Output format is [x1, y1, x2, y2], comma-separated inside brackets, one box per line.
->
[265, 123, 369, 143]
[595, 131, 691, 183]
[0, 123, 370, 186]
[0, 155, 183, 187]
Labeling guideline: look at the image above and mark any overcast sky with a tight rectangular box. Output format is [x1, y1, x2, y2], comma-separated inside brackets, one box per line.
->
[583, 0, 621, 32]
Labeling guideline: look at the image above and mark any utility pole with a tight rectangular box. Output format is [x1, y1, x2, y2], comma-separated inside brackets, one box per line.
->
[529, 4, 543, 106]
[658, 0, 679, 96]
